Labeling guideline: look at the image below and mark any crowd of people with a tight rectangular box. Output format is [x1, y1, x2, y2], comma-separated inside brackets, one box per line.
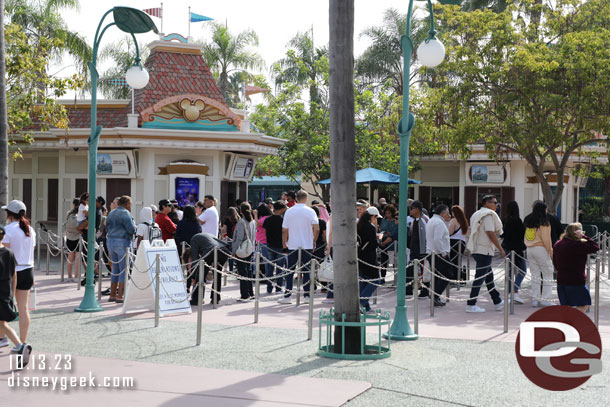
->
[0, 187, 601, 367]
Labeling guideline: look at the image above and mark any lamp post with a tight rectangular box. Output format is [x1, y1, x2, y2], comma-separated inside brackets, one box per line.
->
[385, 0, 452, 340]
[75, 7, 157, 312]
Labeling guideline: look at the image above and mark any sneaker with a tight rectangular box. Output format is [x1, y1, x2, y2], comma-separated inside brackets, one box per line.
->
[322, 298, 334, 304]
[17, 343, 32, 367]
[513, 294, 524, 304]
[0, 337, 8, 348]
[237, 298, 249, 303]
[434, 299, 446, 307]
[10, 344, 20, 353]
[277, 297, 292, 304]
[466, 305, 486, 313]
[532, 300, 539, 307]
[495, 300, 505, 311]
[366, 308, 376, 315]
[539, 300, 555, 307]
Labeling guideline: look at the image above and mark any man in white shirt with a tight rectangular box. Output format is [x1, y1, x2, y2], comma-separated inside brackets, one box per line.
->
[426, 204, 452, 307]
[466, 195, 505, 313]
[198, 195, 219, 237]
[278, 190, 319, 304]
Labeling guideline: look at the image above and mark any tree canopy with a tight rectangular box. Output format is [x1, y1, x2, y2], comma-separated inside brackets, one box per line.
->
[428, 0, 610, 213]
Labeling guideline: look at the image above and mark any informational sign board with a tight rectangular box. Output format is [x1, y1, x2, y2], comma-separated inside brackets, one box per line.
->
[226, 154, 256, 181]
[96, 150, 136, 178]
[122, 239, 191, 317]
[175, 177, 200, 207]
[466, 163, 510, 186]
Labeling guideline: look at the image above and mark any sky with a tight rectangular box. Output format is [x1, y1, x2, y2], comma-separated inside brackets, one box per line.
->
[56, 0, 420, 97]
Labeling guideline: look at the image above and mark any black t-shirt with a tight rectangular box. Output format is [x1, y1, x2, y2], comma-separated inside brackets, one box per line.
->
[316, 219, 327, 246]
[263, 215, 284, 248]
[0, 247, 17, 302]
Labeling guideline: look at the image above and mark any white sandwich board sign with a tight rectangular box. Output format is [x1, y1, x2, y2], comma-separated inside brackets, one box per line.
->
[122, 239, 191, 316]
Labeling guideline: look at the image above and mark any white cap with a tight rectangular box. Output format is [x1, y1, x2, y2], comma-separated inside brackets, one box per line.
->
[366, 206, 382, 218]
[1, 200, 27, 214]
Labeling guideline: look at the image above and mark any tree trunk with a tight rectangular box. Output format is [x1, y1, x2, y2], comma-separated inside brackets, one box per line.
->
[0, 0, 9, 222]
[329, 0, 361, 354]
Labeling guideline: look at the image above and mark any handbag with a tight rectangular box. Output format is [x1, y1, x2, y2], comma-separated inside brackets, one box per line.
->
[236, 220, 255, 258]
[317, 256, 334, 282]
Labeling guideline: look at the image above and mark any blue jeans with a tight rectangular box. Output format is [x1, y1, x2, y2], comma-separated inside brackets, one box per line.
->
[107, 237, 130, 283]
[359, 275, 380, 311]
[284, 249, 312, 298]
[467, 253, 501, 306]
[265, 246, 286, 293]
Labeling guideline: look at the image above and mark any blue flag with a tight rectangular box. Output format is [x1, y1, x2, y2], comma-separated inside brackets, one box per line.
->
[190, 12, 213, 23]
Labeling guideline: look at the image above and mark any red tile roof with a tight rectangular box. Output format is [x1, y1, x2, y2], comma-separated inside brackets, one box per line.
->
[65, 106, 128, 129]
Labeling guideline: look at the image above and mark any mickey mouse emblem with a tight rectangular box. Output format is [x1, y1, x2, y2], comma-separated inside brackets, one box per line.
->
[179, 99, 205, 122]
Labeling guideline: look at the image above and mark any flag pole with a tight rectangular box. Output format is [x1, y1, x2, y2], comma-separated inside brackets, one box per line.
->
[188, 6, 191, 39]
[160, 3, 164, 35]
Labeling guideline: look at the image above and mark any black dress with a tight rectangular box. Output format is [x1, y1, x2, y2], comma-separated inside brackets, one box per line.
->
[0, 247, 17, 322]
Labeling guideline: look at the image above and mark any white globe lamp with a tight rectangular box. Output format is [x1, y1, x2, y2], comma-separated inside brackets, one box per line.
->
[125, 64, 150, 89]
[417, 38, 445, 68]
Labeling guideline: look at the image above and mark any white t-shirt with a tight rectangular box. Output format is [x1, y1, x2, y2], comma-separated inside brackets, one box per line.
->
[77, 203, 88, 222]
[282, 203, 319, 250]
[2, 221, 37, 271]
[199, 206, 219, 237]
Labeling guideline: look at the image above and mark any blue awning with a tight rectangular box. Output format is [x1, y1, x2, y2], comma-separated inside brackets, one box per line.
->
[318, 167, 422, 185]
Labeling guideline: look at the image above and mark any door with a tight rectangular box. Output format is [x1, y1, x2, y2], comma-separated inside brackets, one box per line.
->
[22, 179, 32, 216]
[106, 179, 131, 211]
[47, 179, 59, 221]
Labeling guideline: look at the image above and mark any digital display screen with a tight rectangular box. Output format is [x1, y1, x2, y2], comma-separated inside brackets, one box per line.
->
[175, 177, 199, 207]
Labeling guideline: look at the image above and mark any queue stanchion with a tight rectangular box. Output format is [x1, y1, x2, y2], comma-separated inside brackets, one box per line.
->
[36, 227, 41, 270]
[586, 254, 591, 290]
[296, 247, 302, 306]
[445, 256, 451, 301]
[46, 232, 51, 275]
[503, 257, 509, 334]
[413, 259, 419, 335]
[595, 254, 600, 328]
[98, 242, 104, 302]
[154, 254, 161, 328]
[196, 259, 204, 346]
[254, 249, 261, 324]
[510, 251, 515, 315]
[430, 254, 435, 317]
[307, 260, 315, 340]
[60, 237, 65, 282]
[77, 239, 82, 291]
[213, 246, 218, 309]
[457, 241, 462, 291]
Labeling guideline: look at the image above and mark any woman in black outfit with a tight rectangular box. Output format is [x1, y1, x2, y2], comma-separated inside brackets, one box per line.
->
[175, 206, 202, 257]
[357, 210, 381, 313]
[501, 201, 527, 304]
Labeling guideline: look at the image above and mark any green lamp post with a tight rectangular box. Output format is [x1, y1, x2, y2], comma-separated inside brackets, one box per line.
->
[385, 0, 453, 340]
[75, 7, 158, 312]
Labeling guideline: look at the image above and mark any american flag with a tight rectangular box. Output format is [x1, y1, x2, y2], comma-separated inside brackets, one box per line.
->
[143, 7, 162, 18]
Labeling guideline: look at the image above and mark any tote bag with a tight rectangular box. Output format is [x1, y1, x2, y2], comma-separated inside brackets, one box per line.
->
[317, 256, 334, 282]
[236, 221, 255, 258]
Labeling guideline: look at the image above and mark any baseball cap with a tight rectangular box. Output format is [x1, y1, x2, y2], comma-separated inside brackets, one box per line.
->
[264, 198, 273, 204]
[1, 200, 27, 214]
[367, 206, 382, 218]
[356, 200, 368, 207]
[96, 196, 106, 206]
[159, 199, 171, 208]
[150, 204, 158, 212]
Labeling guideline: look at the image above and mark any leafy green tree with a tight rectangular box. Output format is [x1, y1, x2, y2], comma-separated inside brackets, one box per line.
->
[5, 0, 91, 75]
[0, 0, 8, 216]
[201, 23, 264, 106]
[432, 0, 610, 214]
[4, 23, 82, 156]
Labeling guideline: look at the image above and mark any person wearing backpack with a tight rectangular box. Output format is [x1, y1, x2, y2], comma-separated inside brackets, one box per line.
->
[232, 202, 257, 301]
[135, 207, 162, 251]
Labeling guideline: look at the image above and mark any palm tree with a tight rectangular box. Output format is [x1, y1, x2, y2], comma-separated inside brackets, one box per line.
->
[5, 0, 91, 75]
[272, 31, 328, 107]
[201, 23, 264, 106]
[329, 0, 361, 354]
[356, 8, 428, 96]
[97, 37, 149, 99]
